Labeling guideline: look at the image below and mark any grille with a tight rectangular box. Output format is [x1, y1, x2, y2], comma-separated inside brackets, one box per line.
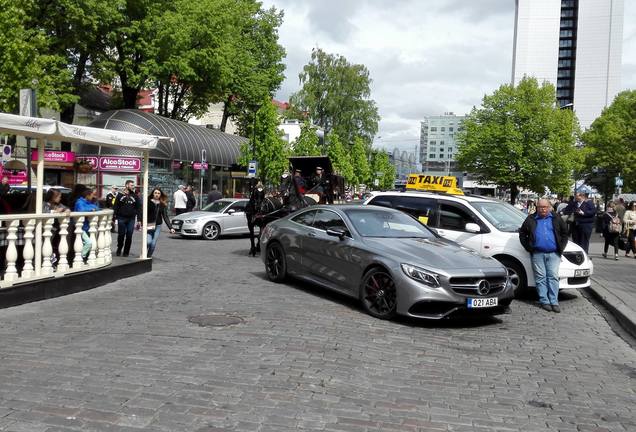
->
[567, 277, 589, 285]
[448, 276, 507, 296]
[563, 251, 584, 265]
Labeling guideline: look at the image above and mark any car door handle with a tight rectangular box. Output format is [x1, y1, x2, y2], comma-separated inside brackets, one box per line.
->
[307, 232, 316, 237]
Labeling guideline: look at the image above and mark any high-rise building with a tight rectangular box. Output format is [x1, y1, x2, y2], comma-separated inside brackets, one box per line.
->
[512, 0, 623, 129]
[419, 113, 465, 173]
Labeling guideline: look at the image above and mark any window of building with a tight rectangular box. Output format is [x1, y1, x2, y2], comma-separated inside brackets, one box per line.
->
[558, 59, 571, 68]
[441, 127, 445, 132]
[439, 154, 444, 159]
[561, 0, 575, 8]
[430, 140, 436, 145]
[430, 127, 437, 131]
[558, 70, 571, 78]
[429, 154, 435, 159]
[449, 127, 454, 132]
[560, 19, 574, 28]
[557, 79, 571, 88]
[559, 49, 573, 58]
[560, 30, 573, 38]
[440, 148, 444, 152]
[561, 9, 574, 18]
[559, 39, 573, 48]
[440, 140, 445, 145]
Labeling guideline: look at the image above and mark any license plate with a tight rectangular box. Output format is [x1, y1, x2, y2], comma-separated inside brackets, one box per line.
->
[574, 269, 590, 277]
[467, 297, 498, 308]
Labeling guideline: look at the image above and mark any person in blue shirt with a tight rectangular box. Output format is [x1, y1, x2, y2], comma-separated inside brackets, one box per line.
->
[519, 198, 569, 312]
[73, 188, 99, 262]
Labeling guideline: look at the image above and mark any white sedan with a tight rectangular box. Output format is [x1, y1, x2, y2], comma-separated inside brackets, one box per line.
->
[171, 199, 252, 240]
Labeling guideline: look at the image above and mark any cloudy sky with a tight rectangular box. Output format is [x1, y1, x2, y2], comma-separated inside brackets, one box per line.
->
[261, 0, 636, 155]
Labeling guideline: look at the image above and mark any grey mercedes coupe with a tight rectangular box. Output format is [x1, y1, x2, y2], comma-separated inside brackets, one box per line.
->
[260, 205, 514, 320]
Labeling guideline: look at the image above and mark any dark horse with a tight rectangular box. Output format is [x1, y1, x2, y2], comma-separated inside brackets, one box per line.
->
[245, 175, 314, 256]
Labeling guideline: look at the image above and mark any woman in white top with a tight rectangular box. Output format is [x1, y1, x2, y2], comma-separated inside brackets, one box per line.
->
[623, 201, 636, 257]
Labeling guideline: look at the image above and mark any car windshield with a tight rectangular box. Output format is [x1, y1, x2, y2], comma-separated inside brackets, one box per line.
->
[470, 201, 526, 232]
[202, 200, 231, 213]
[345, 209, 435, 238]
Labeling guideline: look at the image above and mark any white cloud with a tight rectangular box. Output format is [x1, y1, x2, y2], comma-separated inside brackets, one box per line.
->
[263, 0, 636, 153]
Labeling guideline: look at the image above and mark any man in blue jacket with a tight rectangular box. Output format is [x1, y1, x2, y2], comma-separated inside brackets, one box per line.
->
[570, 192, 596, 254]
[519, 198, 569, 312]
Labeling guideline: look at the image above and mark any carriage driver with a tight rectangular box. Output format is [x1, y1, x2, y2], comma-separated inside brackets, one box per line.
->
[311, 166, 327, 204]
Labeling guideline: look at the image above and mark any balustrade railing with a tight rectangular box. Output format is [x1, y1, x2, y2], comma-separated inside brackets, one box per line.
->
[0, 210, 114, 288]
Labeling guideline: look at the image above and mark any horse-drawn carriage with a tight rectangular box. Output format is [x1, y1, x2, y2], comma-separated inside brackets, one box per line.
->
[245, 155, 345, 256]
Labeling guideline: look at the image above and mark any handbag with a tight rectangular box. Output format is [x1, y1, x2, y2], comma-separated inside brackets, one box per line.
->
[618, 232, 628, 251]
[146, 223, 156, 232]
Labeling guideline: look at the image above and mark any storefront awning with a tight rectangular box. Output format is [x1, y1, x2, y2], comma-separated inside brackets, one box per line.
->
[79, 109, 246, 166]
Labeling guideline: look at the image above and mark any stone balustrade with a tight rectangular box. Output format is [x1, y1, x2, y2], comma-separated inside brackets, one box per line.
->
[0, 210, 113, 288]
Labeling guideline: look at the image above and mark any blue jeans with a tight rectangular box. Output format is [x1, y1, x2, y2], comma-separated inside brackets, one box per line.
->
[81, 231, 92, 259]
[147, 227, 161, 257]
[531, 252, 561, 305]
[117, 217, 135, 255]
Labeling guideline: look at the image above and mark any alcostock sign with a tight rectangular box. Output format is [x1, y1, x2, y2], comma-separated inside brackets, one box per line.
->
[99, 156, 141, 172]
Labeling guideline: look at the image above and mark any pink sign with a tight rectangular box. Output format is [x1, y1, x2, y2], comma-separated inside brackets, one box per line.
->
[0, 166, 28, 185]
[193, 162, 208, 170]
[172, 160, 181, 169]
[99, 156, 141, 172]
[31, 150, 75, 163]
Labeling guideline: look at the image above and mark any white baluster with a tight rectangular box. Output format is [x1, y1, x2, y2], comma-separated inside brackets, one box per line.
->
[73, 216, 85, 269]
[41, 217, 54, 275]
[21, 218, 36, 278]
[57, 215, 70, 272]
[105, 214, 113, 263]
[4, 220, 20, 282]
[87, 215, 98, 267]
[96, 215, 106, 265]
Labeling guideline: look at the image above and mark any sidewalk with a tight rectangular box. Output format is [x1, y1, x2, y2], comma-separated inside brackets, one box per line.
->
[585, 234, 636, 338]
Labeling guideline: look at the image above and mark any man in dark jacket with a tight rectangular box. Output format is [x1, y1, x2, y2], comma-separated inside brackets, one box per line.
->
[113, 180, 142, 257]
[519, 198, 569, 313]
[567, 192, 596, 254]
[185, 185, 196, 212]
[206, 184, 222, 205]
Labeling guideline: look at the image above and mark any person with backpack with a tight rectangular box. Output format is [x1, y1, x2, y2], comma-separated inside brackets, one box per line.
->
[601, 202, 621, 260]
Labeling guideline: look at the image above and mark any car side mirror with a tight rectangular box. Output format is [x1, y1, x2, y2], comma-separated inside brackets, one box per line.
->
[227, 209, 236, 215]
[465, 222, 481, 233]
[326, 228, 347, 240]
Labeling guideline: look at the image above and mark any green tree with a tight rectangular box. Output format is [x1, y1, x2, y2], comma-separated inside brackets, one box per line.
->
[238, 99, 289, 185]
[326, 132, 354, 184]
[456, 77, 580, 204]
[291, 121, 321, 156]
[0, 0, 76, 113]
[580, 90, 636, 194]
[351, 136, 371, 186]
[370, 149, 396, 190]
[290, 48, 380, 147]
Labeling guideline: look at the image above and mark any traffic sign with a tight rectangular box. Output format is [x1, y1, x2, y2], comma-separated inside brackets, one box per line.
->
[615, 177, 623, 187]
[247, 160, 257, 178]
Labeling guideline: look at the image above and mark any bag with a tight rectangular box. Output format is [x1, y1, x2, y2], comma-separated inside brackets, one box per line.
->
[146, 223, 156, 232]
[618, 233, 628, 251]
[608, 215, 622, 233]
[566, 213, 575, 223]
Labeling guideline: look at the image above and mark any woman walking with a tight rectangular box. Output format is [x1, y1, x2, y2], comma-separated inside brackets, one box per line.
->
[623, 201, 636, 258]
[73, 188, 99, 263]
[147, 188, 175, 258]
[601, 202, 620, 260]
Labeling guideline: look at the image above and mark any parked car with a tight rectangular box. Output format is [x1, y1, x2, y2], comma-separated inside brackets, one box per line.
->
[364, 191, 594, 296]
[171, 198, 252, 240]
[261, 205, 514, 320]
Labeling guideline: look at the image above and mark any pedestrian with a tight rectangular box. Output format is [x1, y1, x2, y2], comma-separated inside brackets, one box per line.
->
[43, 189, 70, 266]
[568, 192, 596, 254]
[623, 201, 636, 258]
[146, 188, 175, 258]
[113, 179, 142, 257]
[0, 175, 10, 197]
[73, 188, 99, 263]
[185, 185, 196, 212]
[173, 185, 187, 215]
[519, 198, 569, 313]
[105, 185, 118, 208]
[615, 198, 626, 228]
[601, 202, 621, 260]
[207, 184, 222, 205]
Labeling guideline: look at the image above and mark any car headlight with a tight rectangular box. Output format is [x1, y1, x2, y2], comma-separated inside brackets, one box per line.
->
[401, 264, 441, 288]
[184, 219, 198, 224]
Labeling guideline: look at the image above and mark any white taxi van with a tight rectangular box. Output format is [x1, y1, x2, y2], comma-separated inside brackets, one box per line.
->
[364, 174, 593, 296]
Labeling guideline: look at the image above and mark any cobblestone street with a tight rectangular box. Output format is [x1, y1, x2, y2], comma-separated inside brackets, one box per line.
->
[0, 233, 634, 431]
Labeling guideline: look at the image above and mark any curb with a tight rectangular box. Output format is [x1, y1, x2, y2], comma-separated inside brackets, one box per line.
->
[586, 278, 636, 340]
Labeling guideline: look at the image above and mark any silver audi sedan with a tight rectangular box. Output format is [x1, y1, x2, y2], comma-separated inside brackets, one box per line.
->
[171, 198, 251, 240]
[261, 205, 514, 320]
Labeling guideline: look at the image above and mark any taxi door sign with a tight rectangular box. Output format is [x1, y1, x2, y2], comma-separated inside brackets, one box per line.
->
[406, 174, 464, 195]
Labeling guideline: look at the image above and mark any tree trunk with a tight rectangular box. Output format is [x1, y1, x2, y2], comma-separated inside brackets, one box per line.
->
[157, 82, 165, 116]
[220, 96, 232, 132]
[122, 86, 139, 109]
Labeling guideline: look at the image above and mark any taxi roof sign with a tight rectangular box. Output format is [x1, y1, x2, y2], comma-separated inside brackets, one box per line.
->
[406, 174, 464, 195]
